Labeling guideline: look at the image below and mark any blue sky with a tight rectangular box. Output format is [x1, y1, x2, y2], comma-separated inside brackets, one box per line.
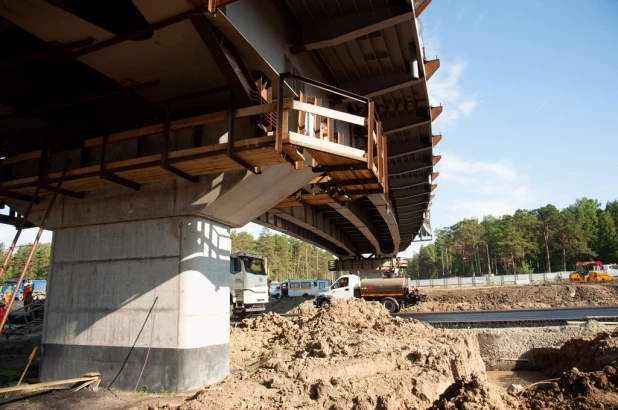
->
[2, 0, 617, 257]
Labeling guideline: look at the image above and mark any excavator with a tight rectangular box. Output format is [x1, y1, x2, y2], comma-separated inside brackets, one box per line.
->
[570, 261, 613, 282]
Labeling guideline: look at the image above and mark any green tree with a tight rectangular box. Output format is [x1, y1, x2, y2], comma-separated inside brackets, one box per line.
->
[534, 205, 560, 273]
[596, 210, 618, 263]
[230, 230, 256, 254]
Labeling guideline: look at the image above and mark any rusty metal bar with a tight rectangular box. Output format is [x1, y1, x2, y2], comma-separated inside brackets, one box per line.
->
[0, 160, 71, 332]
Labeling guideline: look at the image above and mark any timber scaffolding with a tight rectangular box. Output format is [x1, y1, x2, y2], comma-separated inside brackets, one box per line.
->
[0, 74, 388, 209]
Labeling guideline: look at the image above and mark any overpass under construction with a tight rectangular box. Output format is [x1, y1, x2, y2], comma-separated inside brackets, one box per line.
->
[0, 0, 441, 391]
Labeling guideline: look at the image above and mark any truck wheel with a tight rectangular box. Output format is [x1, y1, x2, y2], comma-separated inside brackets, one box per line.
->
[381, 298, 399, 314]
[230, 303, 234, 318]
[18, 293, 23, 301]
[319, 299, 331, 309]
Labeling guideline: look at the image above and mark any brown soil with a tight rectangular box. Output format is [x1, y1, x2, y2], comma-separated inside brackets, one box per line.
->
[518, 363, 618, 409]
[405, 282, 618, 312]
[3, 296, 618, 409]
[199, 298, 491, 409]
[263, 295, 316, 315]
[533, 328, 618, 377]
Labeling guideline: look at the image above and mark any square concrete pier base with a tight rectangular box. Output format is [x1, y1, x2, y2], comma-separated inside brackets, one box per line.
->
[40, 216, 230, 392]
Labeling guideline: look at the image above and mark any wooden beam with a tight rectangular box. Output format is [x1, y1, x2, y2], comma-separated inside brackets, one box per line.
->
[190, 14, 258, 107]
[424, 58, 440, 81]
[432, 134, 442, 147]
[415, 0, 433, 17]
[431, 171, 439, 181]
[84, 111, 229, 148]
[433, 155, 442, 166]
[337, 178, 379, 187]
[431, 106, 443, 121]
[291, 100, 366, 126]
[290, 12, 414, 54]
[0, 377, 98, 394]
[312, 163, 369, 173]
[287, 132, 366, 162]
[0, 190, 39, 203]
[367, 100, 375, 171]
[227, 94, 260, 174]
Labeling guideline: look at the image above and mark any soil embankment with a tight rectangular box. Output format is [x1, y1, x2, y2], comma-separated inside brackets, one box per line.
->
[405, 282, 618, 312]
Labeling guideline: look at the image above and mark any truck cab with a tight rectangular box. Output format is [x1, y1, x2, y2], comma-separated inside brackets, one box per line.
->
[230, 253, 269, 318]
[314, 275, 360, 308]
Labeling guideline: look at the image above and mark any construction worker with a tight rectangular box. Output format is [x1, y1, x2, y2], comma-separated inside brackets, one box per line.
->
[23, 279, 33, 307]
[3, 287, 11, 305]
[0, 301, 7, 337]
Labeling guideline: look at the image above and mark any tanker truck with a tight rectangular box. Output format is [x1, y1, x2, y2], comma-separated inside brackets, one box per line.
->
[314, 274, 426, 313]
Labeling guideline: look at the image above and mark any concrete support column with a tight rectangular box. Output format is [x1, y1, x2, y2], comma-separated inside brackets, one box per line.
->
[40, 216, 230, 392]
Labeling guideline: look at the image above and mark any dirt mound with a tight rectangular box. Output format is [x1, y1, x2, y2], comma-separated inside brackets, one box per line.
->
[428, 373, 514, 410]
[533, 327, 618, 377]
[152, 298, 486, 410]
[518, 363, 618, 409]
[264, 295, 315, 315]
[405, 283, 618, 312]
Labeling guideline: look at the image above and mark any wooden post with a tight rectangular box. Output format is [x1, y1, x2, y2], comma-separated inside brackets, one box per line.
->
[376, 124, 382, 185]
[275, 76, 284, 153]
[297, 92, 306, 134]
[382, 129, 388, 194]
[17, 346, 38, 386]
[327, 118, 334, 142]
[367, 100, 375, 171]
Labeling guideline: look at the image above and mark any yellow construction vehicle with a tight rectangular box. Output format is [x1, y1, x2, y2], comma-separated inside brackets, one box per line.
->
[570, 261, 613, 282]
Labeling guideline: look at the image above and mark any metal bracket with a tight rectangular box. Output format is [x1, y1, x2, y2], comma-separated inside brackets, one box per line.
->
[100, 135, 141, 191]
[227, 93, 261, 174]
[160, 105, 199, 183]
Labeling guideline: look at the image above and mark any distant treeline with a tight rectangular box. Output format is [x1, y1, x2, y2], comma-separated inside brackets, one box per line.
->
[0, 243, 51, 281]
[406, 198, 618, 280]
[231, 228, 334, 282]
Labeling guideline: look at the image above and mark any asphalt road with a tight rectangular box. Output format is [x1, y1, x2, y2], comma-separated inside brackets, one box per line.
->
[399, 306, 618, 323]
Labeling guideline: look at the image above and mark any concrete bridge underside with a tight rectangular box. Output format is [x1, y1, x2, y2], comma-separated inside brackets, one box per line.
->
[0, 0, 440, 391]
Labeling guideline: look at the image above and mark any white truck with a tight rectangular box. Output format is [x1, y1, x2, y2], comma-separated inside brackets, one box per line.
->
[230, 253, 269, 318]
[314, 274, 426, 313]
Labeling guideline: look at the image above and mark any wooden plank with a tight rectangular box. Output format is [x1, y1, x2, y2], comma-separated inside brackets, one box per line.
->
[1, 151, 42, 165]
[291, 100, 366, 126]
[84, 111, 229, 147]
[327, 118, 334, 142]
[282, 143, 305, 162]
[0, 377, 98, 394]
[287, 132, 366, 163]
[235, 102, 276, 118]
